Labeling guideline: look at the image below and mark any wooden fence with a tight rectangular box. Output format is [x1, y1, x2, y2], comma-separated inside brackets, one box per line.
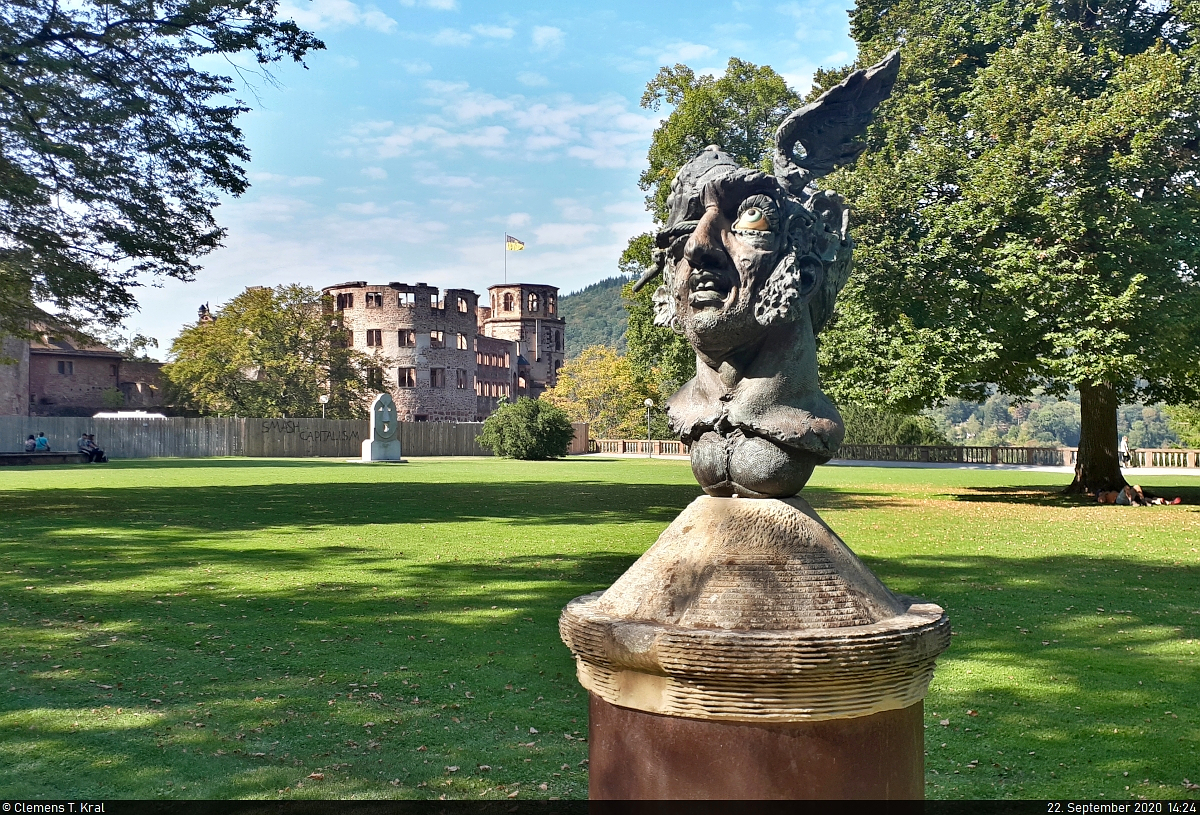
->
[1, 417, 590, 459]
[1, 416, 489, 459]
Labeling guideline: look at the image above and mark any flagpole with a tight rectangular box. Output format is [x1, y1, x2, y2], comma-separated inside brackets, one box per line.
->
[504, 233, 507, 284]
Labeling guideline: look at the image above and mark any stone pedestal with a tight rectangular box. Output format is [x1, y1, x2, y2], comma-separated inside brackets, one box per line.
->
[361, 437, 402, 461]
[559, 495, 950, 800]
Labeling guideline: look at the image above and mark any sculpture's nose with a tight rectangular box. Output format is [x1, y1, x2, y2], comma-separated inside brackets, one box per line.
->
[683, 205, 729, 271]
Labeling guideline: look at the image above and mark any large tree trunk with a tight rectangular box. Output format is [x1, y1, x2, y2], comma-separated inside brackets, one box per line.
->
[1066, 381, 1127, 494]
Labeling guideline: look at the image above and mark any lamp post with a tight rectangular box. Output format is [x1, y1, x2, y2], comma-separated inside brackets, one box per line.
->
[319, 394, 330, 420]
[644, 398, 654, 458]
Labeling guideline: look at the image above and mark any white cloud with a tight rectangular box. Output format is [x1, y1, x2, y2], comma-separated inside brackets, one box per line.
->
[531, 26, 564, 53]
[516, 71, 549, 87]
[431, 28, 472, 46]
[403, 60, 433, 75]
[249, 172, 324, 187]
[418, 174, 481, 188]
[555, 199, 594, 221]
[333, 55, 359, 69]
[345, 83, 656, 169]
[361, 166, 388, 180]
[534, 223, 599, 245]
[655, 41, 717, 64]
[506, 213, 531, 229]
[280, 0, 396, 33]
[338, 201, 387, 215]
[472, 24, 515, 39]
[398, 0, 457, 7]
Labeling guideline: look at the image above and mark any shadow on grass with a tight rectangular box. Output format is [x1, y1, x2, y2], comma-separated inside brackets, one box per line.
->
[948, 483, 1200, 508]
[1, 466, 1197, 798]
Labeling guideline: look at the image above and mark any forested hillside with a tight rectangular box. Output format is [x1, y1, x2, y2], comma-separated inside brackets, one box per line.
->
[925, 392, 1180, 449]
[559, 276, 630, 358]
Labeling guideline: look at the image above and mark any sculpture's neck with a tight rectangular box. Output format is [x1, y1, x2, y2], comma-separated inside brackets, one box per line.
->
[698, 319, 815, 392]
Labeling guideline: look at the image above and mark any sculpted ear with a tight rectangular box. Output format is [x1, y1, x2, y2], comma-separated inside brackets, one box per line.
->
[754, 254, 824, 327]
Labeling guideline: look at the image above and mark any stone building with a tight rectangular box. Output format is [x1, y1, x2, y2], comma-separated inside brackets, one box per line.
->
[480, 283, 566, 398]
[321, 279, 564, 422]
[0, 327, 165, 417]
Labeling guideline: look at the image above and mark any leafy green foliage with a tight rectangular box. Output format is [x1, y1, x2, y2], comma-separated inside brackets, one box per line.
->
[840, 405, 951, 446]
[544, 346, 672, 439]
[163, 285, 375, 418]
[930, 392, 1181, 448]
[478, 398, 575, 460]
[0, 0, 323, 337]
[639, 58, 800, 222]
[558, 276, 630, 358]
[100, 387, 126, 410]
[818, 0, 1200, 489]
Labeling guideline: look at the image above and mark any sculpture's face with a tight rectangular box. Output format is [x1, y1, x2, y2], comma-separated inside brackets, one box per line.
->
[374, 394, 397, 440]
[670, 173, 788, 358]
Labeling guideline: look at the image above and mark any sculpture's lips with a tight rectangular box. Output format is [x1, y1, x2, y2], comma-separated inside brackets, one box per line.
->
[688, 269, 734, 310]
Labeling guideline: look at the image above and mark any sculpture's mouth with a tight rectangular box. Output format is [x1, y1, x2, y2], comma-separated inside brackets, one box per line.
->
[688, 269, 735, 311]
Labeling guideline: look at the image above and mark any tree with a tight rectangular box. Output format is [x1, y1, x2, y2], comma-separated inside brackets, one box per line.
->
[623, 59, 800, 391]
[0, 0, 323, 338]
[478, 398, 575, 460]
[818, 0, 1200, 492]
[164, 285, 376, 418]
[544, 345, 671, 439]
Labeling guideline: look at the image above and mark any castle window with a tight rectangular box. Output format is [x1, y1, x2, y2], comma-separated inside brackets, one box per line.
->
[58, 361, 73, 375]
[555, 359, 563, 371]
[504, 352, 510, 367]
[457, 297, 468, 313]
[429, 293, 440, 309]
[367, 367, 384, 389]
[503, 293, 514, 311]
[336, 293, 355, 310]
[547, 294, 556, 314]
[528, 293, 539, 312]
[365, 292, 383, 308]
[366, 329, 383, 347]
[457, 369, 468, 389]
[457, 333, 468, 350]
[398, 367, 417, 388]
[429, 331, 445, 349]
[398, 291, 414, 307]
[345, 330, 353, 346]
[430, 367, 445, 388]
[398, 329, 416, 347]
[415, 414, 428, 422]
[555, 330, 562, 351]
[110, 364, 118, 376]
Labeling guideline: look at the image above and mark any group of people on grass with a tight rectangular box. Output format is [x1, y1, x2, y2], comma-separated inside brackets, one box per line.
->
[22, 432, 106, 463]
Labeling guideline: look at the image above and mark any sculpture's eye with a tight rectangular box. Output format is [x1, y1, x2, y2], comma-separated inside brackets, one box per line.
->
[733, 207, 769, 231]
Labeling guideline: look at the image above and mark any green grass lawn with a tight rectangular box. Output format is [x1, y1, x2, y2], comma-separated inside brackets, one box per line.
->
[0, 457, 1197, 801]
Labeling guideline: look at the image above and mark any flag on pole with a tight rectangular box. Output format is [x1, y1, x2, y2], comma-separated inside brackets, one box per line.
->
[505, 234, 525, 251]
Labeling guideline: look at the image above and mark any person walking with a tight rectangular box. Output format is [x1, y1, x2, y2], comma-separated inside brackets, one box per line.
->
[1119, 435, 1130, 466]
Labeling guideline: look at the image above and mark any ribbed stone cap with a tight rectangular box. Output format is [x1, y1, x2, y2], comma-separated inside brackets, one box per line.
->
[560, 496, 950, 722]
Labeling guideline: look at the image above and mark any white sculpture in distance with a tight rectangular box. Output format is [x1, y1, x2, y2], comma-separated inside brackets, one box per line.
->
[361, 392, 404, 461]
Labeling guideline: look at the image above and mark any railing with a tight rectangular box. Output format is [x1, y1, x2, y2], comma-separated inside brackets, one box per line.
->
[1062, 447, 1200, 468]
[596, 439, 687, 456]
[837, 444, 1066, 466]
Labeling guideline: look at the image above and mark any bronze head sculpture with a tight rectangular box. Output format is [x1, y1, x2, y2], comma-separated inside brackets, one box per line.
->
[633, 51, 900, 499]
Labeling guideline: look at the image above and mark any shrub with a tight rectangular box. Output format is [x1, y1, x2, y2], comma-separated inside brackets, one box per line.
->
[479, 398, 575, 460]
[840, 405, 952, 446]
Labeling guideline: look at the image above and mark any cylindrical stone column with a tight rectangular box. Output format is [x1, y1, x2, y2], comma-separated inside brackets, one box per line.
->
[560, 495, 950, 800]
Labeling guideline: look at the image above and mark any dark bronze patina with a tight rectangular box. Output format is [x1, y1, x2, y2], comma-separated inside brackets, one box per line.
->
[633, 52, 899, 498]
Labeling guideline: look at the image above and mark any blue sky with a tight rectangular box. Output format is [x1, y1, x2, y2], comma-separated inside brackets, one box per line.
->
[132, 0, 857, 356]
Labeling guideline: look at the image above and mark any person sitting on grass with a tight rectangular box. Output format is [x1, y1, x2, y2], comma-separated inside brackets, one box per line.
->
[34, 432, 50, 452]
[23, 434, 36, 452]
[1097, 485, 1181, 505]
